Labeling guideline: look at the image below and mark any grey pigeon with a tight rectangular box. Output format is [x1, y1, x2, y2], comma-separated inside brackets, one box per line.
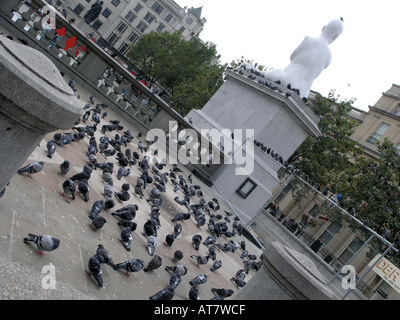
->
[203, 235, 216, 245]
[147, 235, 158, 256]
[103, 182, 113, 199]
[46, 140, 56, 158]
[165, 264, 187, 275]
[89, 200, 104, 220]
[173, 223, 182, 238]
[85, 254, 104, 287]
[208, 245, 217, 261]
[230, 277, 246, 288]
[90, 215, 107, 231]
[78, 179, 90, 202]
[143, 255, 162, 272]
[23, 234, 60, 256]
[104, 198, 116, 210]
[119, 226, 133, 251]
[189, 274, 208, 286]
[114, 258, 144, 277]
[173, 250, 184, 263]
[149, 287, 174, 300]
[189, 286, 200, 300]
[96, 244, 115, 268]
[192, 234, 202, 251]
[168, 272, 181, 290]
[17, 161, 45, 178]
[117, 167, 130, 180]
[210, 260, 222, 272]
[59, 160, 70, 175]
[61, 178, 76, 200]
[164, 234, 175, 246]
[190, 254, 210, 265]
[114, 190, 130, 202]
[211, 288, 234, 299]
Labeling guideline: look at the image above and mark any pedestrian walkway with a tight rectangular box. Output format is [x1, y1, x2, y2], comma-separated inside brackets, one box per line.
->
[0, 73, 263, 300]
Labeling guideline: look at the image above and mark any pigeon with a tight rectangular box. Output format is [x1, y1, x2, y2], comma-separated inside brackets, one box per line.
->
[143, 255, 162, 272]
[211, 288, 234, 299]
[103, 182, 113, 199]
[190, 255, 210, 265]
[230, 277, 246, 288]
[59, 160, 70, 175]
[111, 208, 135, 221]
[23, 234, 60, 256]
[17, 161, 45, 178]
[85, 254, 105, 287]
[117, 167, 130, 180]
[119, 226, 133, 251]
[203, 235, 216, 246]
[208, 245, 217, 261]
[121, 183, 130, 191]
[90, 215, 107, 231]
[96, 244, 115, 268]
[210, 260, 222, 272]
[168, 272, 181, 290]
[61, 178, 76, 200]
[173, 250, 184, 263]
[114, 190, 130, 202]
[164, 234, 175, 246]
[189, 274, 208, 286]
[70, 171, 91, 182]
[189, 286, 200, 300]
[46, 140, 56, 158]
[149, 287, 174, 300]
[165, 264, 187, 275]
[192, 234, 202, 251]
[78, 179, 90, 202]
[88, 200, 104, 220]
[114, 258, 144, 277]
[104, 198, 116, 210]
[117, 220, 137, 232]
[147, 235, 158, 256]
[173, 223, 182, 238]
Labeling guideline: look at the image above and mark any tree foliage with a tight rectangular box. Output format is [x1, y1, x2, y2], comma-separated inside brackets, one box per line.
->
[126, 31, 224, 112]
[289, 90, 400, 245]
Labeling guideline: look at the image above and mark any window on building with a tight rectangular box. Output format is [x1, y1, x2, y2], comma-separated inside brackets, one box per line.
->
[338, 237, 364, 264]
[92, 19, 103, 30]
[165, 13, 173, 22]
[111, 0, 121, 7]
[136, 21, 148, 33]
[393, 104, 400, 116]
[178, 26, 186, 34]
[128, 32, 139, 42]
[107, 32, 119, 45]
[134, 3, 143, 13]
[125, 10, 136, 23]
[236, 178, 257, 199]
[317, 221, 342, 246]
[73, 4, 85, 15]
[366, 123, 390, 144]
[151, 2, 164, 14]
[102, 8, 112, 18]
[273, 181, 293, 204]
[156, 23, 165, 32]
[118, 42, 130, 55]
[116, 22, 127, 33]
[144, 12, 155, 23]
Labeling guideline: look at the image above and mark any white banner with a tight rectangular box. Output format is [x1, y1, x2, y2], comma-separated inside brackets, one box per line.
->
[369, 256, 400, 294]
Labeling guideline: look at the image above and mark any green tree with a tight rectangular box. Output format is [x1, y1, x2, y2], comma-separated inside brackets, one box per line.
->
[126, 31, 224, 112]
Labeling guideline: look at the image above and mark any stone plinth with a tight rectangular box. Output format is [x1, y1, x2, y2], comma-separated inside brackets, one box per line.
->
[234, 241, 336, 300]
[0, 35, 82, 190]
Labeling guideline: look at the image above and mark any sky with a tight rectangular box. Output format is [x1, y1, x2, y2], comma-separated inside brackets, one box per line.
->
[175, 0, 400, 112]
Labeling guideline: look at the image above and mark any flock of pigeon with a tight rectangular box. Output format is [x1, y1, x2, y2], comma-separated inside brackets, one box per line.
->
[12, 81, 264, 300]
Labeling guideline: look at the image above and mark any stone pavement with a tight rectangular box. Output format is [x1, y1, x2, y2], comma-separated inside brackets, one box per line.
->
[0, 75, 263, 300]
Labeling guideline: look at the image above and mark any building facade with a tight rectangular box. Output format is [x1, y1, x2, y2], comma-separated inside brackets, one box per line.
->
[61, 0, 206, 56]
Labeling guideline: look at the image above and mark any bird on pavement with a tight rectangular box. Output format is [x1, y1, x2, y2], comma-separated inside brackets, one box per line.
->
[85, 254, 105, 288]
[114, 258, 144, 277]
[77, 179, 90, 202]
[17, 161, 45, 178]
[149, 287, 174, 300]
[172, 250, 184, 263]
[119, 226, 133, 251]
[190, 254, 210, 265]
[210, 260, 222, 272]
[96, 244, 115, 269]
[60, 178, 76, 200]
[59, 160, 70, 175]
[189, 286, 200, 300]
[90, 215, 107, 231]
[88, 200, 104, 220]
[168, 272, 181, 290]
[143, 255, 162, 272]
[211, 288, 234, 299]
[189, 274, 208, 286]
[164, 234, 175, 246]
[23, 234, 60, 256]
[165, 264, 187, 276]
[147, 234, 158, 256]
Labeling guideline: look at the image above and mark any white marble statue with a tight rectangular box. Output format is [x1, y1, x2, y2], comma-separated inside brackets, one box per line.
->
[247, 18, 343, 99]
